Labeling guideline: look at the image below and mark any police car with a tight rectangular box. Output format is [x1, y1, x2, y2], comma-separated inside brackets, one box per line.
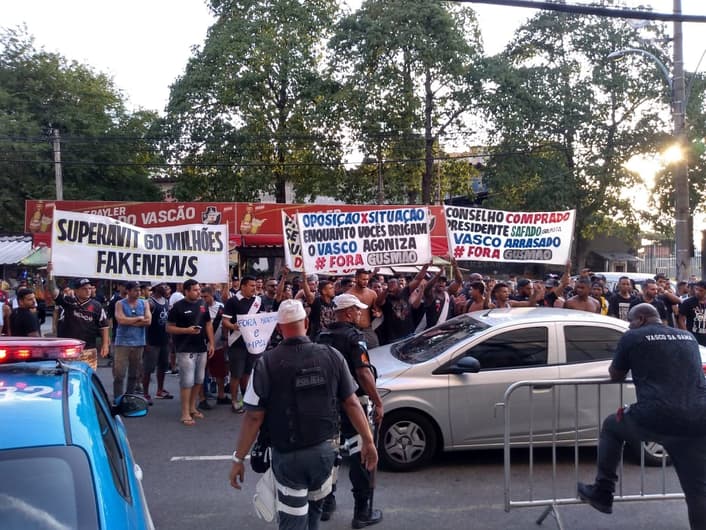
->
[0, 337, 154, 530]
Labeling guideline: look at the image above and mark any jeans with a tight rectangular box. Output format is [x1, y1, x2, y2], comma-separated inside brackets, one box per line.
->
[595, 412, 706, 529]
[271, 440, 337, 530]
[113, 345, 143, 399]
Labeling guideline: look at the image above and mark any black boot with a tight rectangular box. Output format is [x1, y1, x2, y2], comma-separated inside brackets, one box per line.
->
[352, 494, 383, 529]
[320, 492, 336, 522]
[577, 482, 613, 514]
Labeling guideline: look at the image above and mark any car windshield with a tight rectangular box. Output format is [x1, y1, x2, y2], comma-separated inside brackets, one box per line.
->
[0, 446, 99, 530]
[391, 315, 489, 364]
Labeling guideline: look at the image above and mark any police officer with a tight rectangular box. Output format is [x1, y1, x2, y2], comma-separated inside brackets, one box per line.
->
[229, 299, 377, 530]
[318, 293, 384, 528]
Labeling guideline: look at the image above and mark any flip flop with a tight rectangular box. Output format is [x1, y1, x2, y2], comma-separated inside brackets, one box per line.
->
[190, 410, 205, 419]
[156, 390, 174, 399]
[180, 418, 196, 426]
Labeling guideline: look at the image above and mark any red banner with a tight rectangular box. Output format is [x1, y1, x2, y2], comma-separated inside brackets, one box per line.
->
[26, 200, 449, 256]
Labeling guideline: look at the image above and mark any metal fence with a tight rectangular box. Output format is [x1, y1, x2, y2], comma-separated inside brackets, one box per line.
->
[503, 379, 683, 530]
[636, 251, 703, 279]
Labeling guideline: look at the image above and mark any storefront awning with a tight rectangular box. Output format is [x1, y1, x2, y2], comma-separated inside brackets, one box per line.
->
[20, 245, 51, 267]
[0, 236, 33, 265]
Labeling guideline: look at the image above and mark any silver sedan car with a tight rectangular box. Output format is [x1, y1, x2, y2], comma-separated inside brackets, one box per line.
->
[370, 307, 680, 471]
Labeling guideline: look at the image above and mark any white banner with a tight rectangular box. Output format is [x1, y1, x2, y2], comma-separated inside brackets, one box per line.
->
[51, 209, 229, 283]
[296, 207, 433, 275]
[444, 207, 575, 265]
[282, 210, 304, 272]
[237, 312, 278, 354]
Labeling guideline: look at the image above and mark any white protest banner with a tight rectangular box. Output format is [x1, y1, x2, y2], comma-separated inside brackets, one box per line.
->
[296, 207, 432, 275]
[444, 206, 575, 265]
[51, 209, 229, 283]
[237, 312, 278, 354]
[282, 210, 304, 272]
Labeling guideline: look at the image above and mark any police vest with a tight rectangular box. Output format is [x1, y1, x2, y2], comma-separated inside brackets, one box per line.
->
[262, 341, 339, 453]
[317, 324, 374, 396]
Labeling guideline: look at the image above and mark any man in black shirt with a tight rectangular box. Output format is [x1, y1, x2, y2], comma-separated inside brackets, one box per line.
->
[678, 280, 706, 346]
[166, 279, 215, 426]
[222, 275, 262, 413]
[378, 267, 427, 344]
[53, 275, 110, 370]
[9, 287, 40, 337]
[578, 304, 706, 528]
[607, 276, 639, 321]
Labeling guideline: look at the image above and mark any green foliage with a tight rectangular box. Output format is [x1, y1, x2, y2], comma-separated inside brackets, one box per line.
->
[330, 0, 484, 204]
[163, 0, 344, 203]
[0, 26, 162, 232]
[481, 11, 670, 259]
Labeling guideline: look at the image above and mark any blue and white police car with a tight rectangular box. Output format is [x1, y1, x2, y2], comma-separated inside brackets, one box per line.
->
[0, 337, 154, 530]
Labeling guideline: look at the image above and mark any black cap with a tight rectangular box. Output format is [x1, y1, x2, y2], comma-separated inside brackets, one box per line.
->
[73, 278, 93, 288]
[124, 281, 140, 290]
[517, 278, 531, 288]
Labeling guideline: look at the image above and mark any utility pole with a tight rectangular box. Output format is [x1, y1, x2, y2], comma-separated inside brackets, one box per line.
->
[672, 0, 690, 281]
[52, 128, 63, 201]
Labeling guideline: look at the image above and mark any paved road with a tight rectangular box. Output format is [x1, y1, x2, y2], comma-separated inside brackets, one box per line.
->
[89, 361, 693, 530]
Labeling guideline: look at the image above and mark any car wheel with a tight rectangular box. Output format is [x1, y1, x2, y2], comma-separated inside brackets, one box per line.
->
[379, 411, 437, 471]
[629, 441, 671, 467]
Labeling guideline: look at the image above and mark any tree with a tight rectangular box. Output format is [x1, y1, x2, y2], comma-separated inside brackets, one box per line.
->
[163, 0, 344, 204]
[0, 26, 162, 233]
[481, 11, 673, 262]
[330, 0, 485, 204]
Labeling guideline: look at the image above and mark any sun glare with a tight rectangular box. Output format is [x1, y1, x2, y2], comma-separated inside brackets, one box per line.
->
[662, 144, 683, 164]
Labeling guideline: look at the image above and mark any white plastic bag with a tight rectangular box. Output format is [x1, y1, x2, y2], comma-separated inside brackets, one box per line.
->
[253, 467, 278, 523]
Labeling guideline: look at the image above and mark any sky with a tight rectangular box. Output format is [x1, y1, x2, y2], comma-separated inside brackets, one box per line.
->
[2, 1, 704, 113]
[2, 1, 705, 239]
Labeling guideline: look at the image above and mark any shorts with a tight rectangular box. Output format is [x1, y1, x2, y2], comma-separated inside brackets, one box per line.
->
[227, 346, 258, 379]
[207, 347, 228, 379]
[143, 344, 169, 374]
[176, 351, 207, 388]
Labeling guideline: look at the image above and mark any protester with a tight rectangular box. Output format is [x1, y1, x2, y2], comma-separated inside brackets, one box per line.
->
[166, 279, 215, 426]
[418, 258, 463, 331]
[564, 277, 600, 313]
[222, 275, 262, 413]
[346, 269, 380, 348]
[201, 285, 229, 407]
[229, 299, 377, 530]
[377, 266, 428, 343]
[578, 304, 706, 529]
[51, 271, 110, 370]
[143, 281, 174, 401]
[113, 281, 152, 402]
[678, 280, 706, 346]
[9, 287, 40, 337]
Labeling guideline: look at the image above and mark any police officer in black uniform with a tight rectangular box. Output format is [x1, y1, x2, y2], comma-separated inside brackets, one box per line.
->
[318, 293, 384, 528]
[229, 299, 377, 530]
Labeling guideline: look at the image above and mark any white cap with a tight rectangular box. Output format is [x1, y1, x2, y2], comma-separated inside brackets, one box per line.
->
[333, 293, 368, 311]
[151, 281, 167, 288]
[277, 299, 307, 324]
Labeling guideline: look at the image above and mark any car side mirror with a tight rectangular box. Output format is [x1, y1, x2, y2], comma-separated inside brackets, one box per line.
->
[434, 355, 481, 375]
[113, 394, 149, 418]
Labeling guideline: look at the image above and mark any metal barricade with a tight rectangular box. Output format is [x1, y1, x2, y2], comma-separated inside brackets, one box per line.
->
[503, 378, 684, 529]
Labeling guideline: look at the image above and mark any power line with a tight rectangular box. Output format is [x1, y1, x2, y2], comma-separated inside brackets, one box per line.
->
[457, 0, 706, 23]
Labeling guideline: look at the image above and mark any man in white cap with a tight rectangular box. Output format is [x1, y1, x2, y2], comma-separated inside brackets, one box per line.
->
[316, 293, 384, 528]
[229, 299, 377, 530]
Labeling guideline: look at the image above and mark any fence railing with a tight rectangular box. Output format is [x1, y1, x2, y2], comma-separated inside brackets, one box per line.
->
[636, 252, 703, 278]
[503, 378, 683, 530]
